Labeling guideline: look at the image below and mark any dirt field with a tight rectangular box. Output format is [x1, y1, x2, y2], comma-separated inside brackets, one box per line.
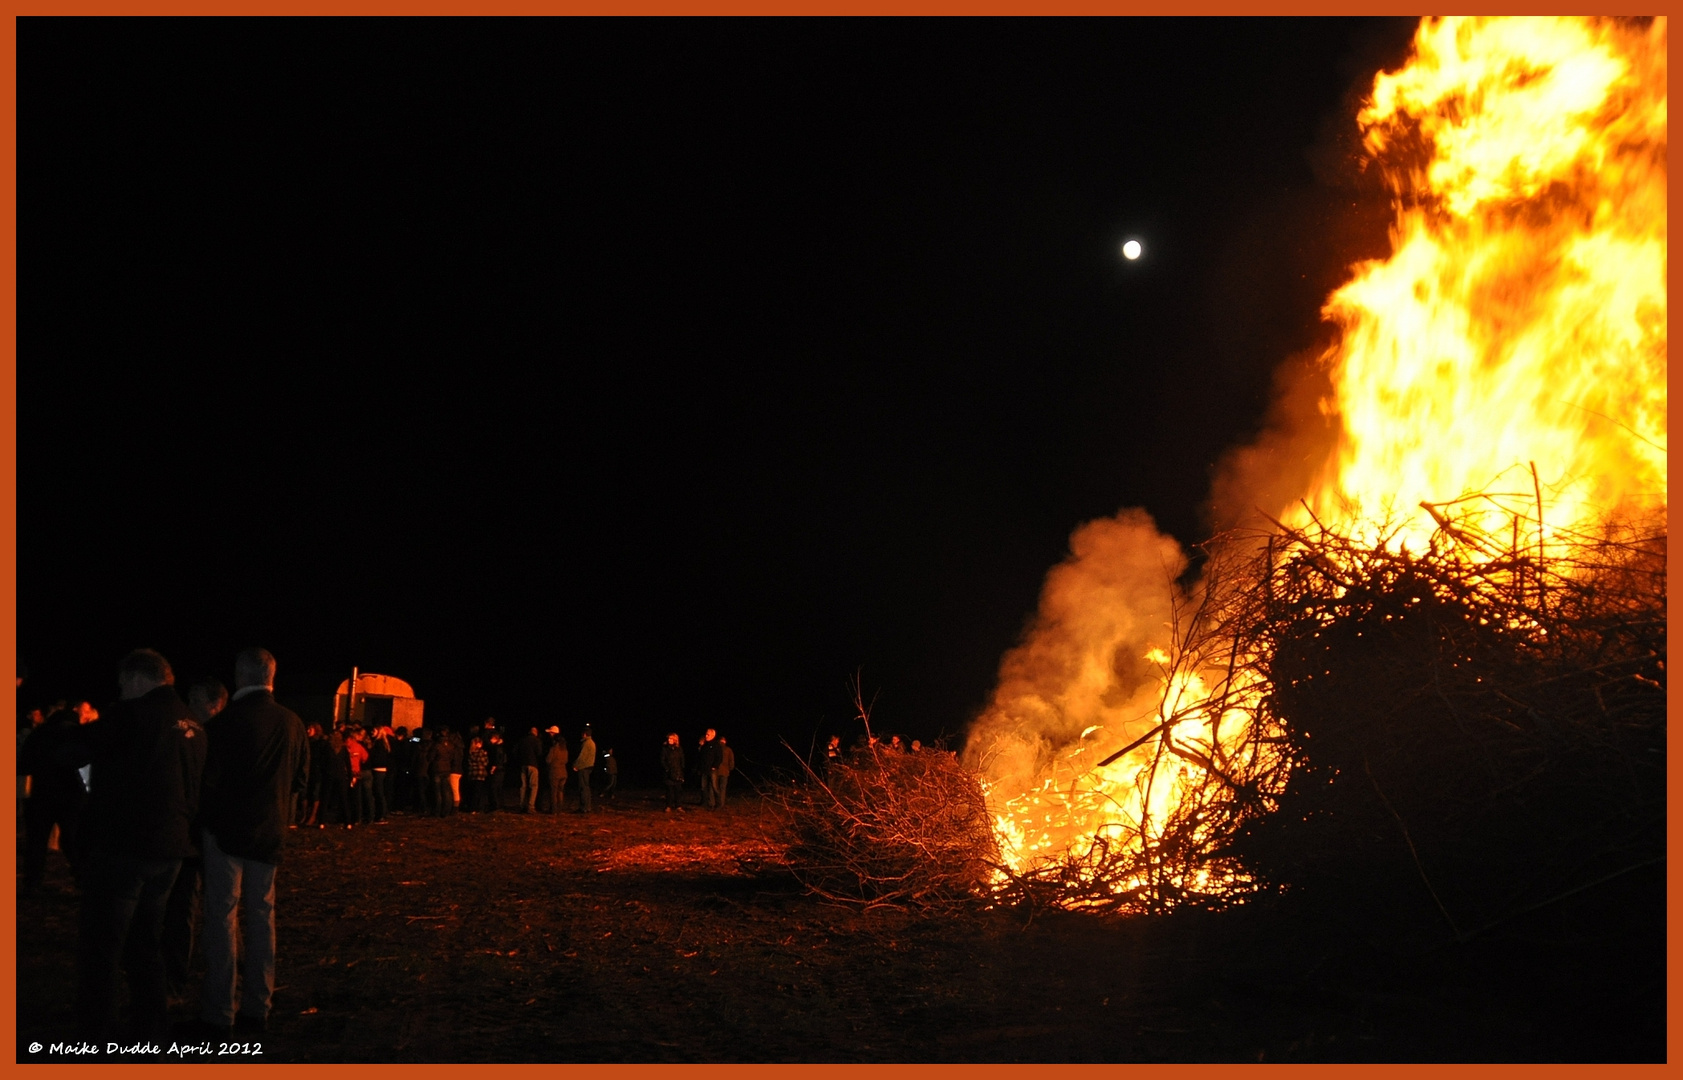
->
[15, 787, 1663, 1062]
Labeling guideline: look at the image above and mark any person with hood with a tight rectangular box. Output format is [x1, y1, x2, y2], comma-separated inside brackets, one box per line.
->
[572, 725, 597, 814]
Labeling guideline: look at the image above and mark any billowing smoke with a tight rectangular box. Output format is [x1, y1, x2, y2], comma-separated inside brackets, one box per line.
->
[961, 508, 1188, 801]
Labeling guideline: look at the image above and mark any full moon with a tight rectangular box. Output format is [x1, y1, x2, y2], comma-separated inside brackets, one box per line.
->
[1122, 239, 1142, 260]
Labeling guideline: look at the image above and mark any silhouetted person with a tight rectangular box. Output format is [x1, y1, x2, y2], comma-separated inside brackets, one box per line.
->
[699, 728, 723, 808]
[543, 726, 568, 814]
[600, 746, 618, 801]
[573, 725, 597, 813]
[514, 726, 542, 813]
[75, 649, 206, 1045]
[195, 647, 309, 1035]
[661, 733, 686, 812]
[20, 700, 95, 891]
[716, 736, 735, 808]
[163, 677, 226, 997]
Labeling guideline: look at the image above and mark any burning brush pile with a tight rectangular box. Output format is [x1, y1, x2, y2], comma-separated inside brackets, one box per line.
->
[959, 15, 1669, 928]
[774, 17, 1667, 930]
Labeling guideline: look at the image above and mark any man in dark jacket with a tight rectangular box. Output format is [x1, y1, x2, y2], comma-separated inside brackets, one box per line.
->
[195, 648, 309, 1035]
[74, 649, 207, 1044]
[698, 728, 723, 809]
[513, 726, 543, 813]
[661, 732, 686, 812]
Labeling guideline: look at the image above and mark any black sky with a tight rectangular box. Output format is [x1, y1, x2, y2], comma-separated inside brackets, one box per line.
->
[22, 18, 1419, 778]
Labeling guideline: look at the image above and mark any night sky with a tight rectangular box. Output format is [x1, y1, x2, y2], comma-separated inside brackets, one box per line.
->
[22, 18, 1419, 780]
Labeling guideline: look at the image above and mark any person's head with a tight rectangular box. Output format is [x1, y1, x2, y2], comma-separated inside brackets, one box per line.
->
[187, 677, 229, 723]
[828, 735, 840, 748]
[471, 736, 483, 749]
[582, 726, 593, 740]
[74, 700, 100, 724]
[306, 723, 321, 738]
[704, 728, 717, 742]
[396, 726, 409, 739]
[667, 732, 679, 746]
[530, 727, 539, 737]
[233, 647, 277, 691]
[911, 739, 922, 753]
[26, 707, 44, 728]
[546, 726, 560, 737]
[117, 648, 174, 700]
[719, 736, 727, 745]
[484, 717, 496, 728]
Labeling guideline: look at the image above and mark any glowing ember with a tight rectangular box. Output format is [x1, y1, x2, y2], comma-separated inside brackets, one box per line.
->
[965, 16, 1667, 909]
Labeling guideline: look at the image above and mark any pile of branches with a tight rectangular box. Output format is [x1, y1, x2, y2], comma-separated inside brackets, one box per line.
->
[1220, 497, 1666, 942]
[1001, 491, 1665, 935]
[768, 723, 1000, 913]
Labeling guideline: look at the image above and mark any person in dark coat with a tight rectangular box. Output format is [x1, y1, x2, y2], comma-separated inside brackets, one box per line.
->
[660, 733, 686, 812]
[20, 700, 95, 890]
[302, 723, 330, 826]
[513, 726, 543, 813]
[194, 648, 309, 1035]
[366, 726, 394, 821]
[426, 728, 455, 817]
[698, 729, 723, 809]
[74, 649, 207, 1044]
[163, 677, 227, 997]
[715, 736, 736, 809]
[322, 728, 352, 825]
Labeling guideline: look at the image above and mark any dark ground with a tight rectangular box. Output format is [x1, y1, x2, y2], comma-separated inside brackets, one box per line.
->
[15, 785, 1664, 1063]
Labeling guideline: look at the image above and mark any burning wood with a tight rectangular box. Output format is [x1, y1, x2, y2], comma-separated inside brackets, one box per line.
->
[965, 16, 1667, 918]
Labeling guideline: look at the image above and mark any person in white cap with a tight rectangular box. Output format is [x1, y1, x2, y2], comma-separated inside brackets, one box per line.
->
[573, 726, 597, 814]
[542, 726, 568, 813]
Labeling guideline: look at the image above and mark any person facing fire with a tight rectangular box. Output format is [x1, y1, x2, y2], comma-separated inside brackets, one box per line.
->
[514, 725, 543, 813]
[195, 646, 310, 1037]
[163, 676, 227, 997]
[715, 736, 735, 808]
[661, 733, 686, 812]
[543, 726, 568, 813]
[573, 725, 597, 813]
[698, 728, 721, 808]
[75, 649, 206, 1045]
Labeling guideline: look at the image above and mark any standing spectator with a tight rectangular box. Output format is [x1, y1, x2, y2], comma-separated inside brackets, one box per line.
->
[573, 726, 597, 814]
[699, 729, 722, 809]
[163, 677, 227, 998]
[414, 730, 436, 816]
[20, 701, 93, 891]
[888, 734, 905, 753]
[391, 727, 415, 812]
[513, 726, 542, 813]
[75, 649, 206, 1045]
[427, 728, 455, 817]
[323, 729, 353, 827]
[485, 731, 506, 812]
[302, 724, 329, 826]
[367, 726, 393, 822]
[660, 733, 686, 812]
[464, 736, 490, 813]
[823, 734, 842, 776]
[716, 736, 736, 809]
[195, 647, 309, 1036]
[543, 726, 569, 814]
[600, 747, 618, 802]
[695, 728, 716, 805]
[346, 727, 371, 825]
[445, 728, 465, 812]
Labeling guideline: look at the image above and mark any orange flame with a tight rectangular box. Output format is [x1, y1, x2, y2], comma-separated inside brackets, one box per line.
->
[966, 16, 1667, 902]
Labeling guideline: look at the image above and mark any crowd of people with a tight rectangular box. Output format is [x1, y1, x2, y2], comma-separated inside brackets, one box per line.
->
[15, 647, 753, 1051]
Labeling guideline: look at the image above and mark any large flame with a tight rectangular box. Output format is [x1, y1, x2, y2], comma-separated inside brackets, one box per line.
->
[965, 16, 1667, 902]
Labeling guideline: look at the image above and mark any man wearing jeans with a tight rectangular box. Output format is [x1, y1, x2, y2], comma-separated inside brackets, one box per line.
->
[195, 648, 309, 1035]
[74, 648, 206, 1045]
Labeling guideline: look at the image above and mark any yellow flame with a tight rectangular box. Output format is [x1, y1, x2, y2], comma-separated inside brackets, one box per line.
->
[970, 16, 1667, 904]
